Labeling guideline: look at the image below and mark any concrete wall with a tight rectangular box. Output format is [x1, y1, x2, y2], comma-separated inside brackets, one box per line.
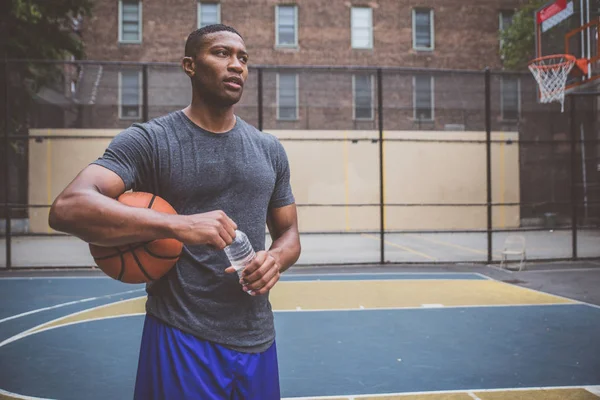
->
[28, 129, 520, 233]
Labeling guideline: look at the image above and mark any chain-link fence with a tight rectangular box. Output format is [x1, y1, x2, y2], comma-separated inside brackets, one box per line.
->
[1, 60, 599, 268]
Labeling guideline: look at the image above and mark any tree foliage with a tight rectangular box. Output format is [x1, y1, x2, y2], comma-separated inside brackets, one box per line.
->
[500, 0, 548, 70]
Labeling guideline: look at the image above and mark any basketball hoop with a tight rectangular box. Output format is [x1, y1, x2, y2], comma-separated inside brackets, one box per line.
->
[528, 54, 576, 112]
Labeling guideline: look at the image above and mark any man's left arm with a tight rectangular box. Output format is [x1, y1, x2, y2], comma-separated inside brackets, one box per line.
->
[225, 204, 300, 295]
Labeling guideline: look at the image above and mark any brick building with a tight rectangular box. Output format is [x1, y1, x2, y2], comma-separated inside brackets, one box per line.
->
[69, 0, 540, 132]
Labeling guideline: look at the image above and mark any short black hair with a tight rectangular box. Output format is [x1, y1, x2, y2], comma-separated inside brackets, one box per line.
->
[184, 24, 243, 57]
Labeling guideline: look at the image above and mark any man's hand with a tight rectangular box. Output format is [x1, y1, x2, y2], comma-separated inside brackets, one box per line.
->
[225, 251, 280, 295]
[173, 210, 237, 249]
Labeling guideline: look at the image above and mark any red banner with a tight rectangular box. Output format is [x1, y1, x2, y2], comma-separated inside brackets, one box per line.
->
[537, 0, 567, 23]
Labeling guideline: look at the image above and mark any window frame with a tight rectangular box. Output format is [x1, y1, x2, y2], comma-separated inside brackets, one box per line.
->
[351, 7, 373, 49]
[197, 2, 221, 29]
[276, 72, 299, 121]
[500, 76, 521, 122]
[118, 70, 143, 120]
[275, 4, 299, 48]
[413, 75, 435, 121]
[412, 8, 434, 51]
[118, 0, 143, 44]
[352, 74, 375, 121]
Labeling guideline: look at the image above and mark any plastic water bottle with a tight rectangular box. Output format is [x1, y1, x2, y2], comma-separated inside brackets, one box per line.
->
[224, 230, 255, 294]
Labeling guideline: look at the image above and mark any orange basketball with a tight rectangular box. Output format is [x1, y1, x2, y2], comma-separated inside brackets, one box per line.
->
[89, 192, 183, 284]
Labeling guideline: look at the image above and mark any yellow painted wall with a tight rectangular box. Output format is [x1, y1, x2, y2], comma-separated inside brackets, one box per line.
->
[28, 129, 520, 233]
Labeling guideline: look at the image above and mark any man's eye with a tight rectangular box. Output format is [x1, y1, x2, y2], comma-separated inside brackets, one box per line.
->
[240, 57, 248, 64]
[216, 50, 227, 56]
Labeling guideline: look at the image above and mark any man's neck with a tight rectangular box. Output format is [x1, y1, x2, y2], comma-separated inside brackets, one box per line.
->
[183, 97, 236, 133]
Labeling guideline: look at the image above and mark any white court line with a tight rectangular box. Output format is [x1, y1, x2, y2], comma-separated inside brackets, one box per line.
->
[273, 302, 579, 313]
[473, 272, 493, 280]
[586, 386, 600, 395]
[0, 388, 53, 400]
[0, 296, 145, 348]
[490, 277, 600, 310]
[281, 385, 600, 399]
[522, 267, 600, 273]
[0, 288, 144, 324]
[467, 392, 482, 400]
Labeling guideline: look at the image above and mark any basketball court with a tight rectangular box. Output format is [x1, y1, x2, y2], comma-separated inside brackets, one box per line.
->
[0, 267, 599, 400]
[1, 1, 599, 399]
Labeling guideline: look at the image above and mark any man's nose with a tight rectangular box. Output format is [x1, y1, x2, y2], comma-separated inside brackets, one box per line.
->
[228, 57, 244, 73]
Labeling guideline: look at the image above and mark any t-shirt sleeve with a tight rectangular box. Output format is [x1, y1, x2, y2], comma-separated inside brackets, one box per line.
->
[269, 139, 295, 209]
[91, 124, 154, 192]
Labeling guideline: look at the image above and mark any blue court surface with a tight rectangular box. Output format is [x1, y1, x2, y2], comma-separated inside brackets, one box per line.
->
[1, 272, 599, 400]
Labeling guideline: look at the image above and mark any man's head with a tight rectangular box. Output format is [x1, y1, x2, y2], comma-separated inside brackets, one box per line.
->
[182, 24, 249, 107]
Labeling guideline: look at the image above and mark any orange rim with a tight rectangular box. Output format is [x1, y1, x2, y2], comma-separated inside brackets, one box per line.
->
[528, 54, 576, 70]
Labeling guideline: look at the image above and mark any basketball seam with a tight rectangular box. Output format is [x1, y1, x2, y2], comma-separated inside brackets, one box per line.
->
[92, 242, 148, 260]
[128, 244, 155, 281]
[147, 194, 157, 209]
[117, 251, 126, 281]
[143, 244, 182, 260]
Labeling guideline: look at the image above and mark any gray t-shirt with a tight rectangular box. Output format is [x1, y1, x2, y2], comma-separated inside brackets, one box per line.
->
[93, 110, 295, 353]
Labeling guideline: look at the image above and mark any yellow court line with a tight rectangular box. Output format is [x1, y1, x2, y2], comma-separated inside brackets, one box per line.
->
[362, 233, 437, 261]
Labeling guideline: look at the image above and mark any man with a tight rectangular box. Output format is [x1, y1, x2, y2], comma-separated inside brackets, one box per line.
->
[48, 24, 301, 400]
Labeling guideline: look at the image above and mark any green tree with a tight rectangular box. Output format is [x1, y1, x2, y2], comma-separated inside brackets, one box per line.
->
[1, 0, 92, 218]
[500, 0, 547, 70]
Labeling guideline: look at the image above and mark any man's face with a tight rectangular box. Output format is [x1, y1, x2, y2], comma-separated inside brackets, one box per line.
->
[184, 31, 249, 107]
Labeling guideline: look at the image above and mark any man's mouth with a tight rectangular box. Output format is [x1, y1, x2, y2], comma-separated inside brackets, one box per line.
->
[223, 76, 243, 90]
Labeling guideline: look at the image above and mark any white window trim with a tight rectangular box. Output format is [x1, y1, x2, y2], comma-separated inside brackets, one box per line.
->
[413, 75, 435, 121]
[352, 74, 374, 121]
[275, 5, 298, 48]
[500, 76, 521, 121]
[276, 73, 299, 121]
[351, 7, 373, 49]
[118, 0, 143, 44]
[118, 71, 143, 120]
[197, 2, 221, 29]
[412, 8, 434, 51]
[499, 10, 514, 52]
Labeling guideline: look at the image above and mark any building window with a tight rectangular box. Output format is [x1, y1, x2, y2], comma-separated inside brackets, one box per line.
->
[119, 0, 142, 43]
[412, 8, 434, 50]
[119, 70, 141, 119]
[499, 10, 515, 50]
[353, 74, 374, 120]
[413, 75, 434, 121]
[501, 76, 520, 121]
[277, 73, 298, 120]
[198, 3, 220, 28]
[276, 5, 298, 47]
[351, 7, 373, 49]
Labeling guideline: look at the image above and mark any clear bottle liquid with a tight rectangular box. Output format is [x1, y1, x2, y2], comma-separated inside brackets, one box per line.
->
[224, 230, 255, 294]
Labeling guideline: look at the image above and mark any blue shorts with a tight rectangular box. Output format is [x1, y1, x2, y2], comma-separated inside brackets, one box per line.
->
[134, 314, 280, 400]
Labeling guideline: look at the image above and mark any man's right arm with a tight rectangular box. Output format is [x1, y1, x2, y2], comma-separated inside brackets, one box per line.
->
[48, 164, 237, 248]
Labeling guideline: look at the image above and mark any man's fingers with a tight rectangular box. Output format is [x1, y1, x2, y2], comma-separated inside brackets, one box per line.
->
[225, 266, 237, 274]
[242, 251, 267, 276]
[245, 259, 278, 291]
[251, 273, 280, 296]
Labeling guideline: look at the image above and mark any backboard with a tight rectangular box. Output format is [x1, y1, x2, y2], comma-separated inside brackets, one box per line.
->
[535, 0, 600, 93]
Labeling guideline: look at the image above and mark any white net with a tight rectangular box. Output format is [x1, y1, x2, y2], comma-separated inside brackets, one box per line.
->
[528, 55, 576, 112]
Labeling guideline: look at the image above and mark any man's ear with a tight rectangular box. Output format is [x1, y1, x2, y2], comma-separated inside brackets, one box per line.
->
[182, 57, 195, 78]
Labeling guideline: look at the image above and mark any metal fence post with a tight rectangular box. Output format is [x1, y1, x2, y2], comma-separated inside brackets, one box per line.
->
[570, 94, 578, 260]
[377, 68, 385, 264]
[485, 68, 492, 264]
[258, 68, 263, 131]
[3, 59, 11, 269]
[142, 64, 149, 122]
